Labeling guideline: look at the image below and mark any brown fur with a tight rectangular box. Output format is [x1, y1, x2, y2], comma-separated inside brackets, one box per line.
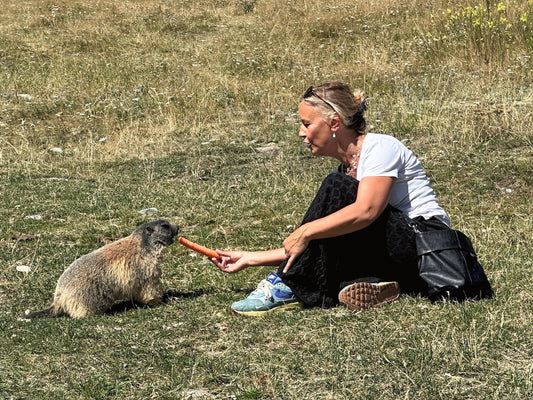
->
[25, 220, 178, 319]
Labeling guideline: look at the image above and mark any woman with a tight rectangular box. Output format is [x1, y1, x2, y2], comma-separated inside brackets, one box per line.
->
[212, 82, 451, 316]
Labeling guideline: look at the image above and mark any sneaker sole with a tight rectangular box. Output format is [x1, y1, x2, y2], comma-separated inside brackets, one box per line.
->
[231, 301, 303, 317]
[338, 282, 400, 312]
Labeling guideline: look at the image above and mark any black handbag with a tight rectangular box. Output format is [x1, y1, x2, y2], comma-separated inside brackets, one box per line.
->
[415, 228, 493, 302]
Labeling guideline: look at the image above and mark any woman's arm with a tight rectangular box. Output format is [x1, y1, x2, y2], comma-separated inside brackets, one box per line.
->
[212, 247, 286, 273]
[282, 176, 395, 272]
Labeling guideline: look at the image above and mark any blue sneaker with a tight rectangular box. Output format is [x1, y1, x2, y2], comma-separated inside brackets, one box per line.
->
[231, 272, 303, 316]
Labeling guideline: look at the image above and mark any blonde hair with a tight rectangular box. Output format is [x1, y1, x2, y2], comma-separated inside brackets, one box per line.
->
[301, 82, 368, 134]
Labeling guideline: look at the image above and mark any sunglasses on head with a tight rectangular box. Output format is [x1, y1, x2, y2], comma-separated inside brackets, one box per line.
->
[303, 86, 336, 112]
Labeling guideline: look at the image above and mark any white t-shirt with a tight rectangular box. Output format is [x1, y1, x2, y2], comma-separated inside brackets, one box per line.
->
[357, 133, 450, 227]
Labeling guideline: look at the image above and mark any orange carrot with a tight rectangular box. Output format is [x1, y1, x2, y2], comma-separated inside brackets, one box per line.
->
[178, 236, 220, 259]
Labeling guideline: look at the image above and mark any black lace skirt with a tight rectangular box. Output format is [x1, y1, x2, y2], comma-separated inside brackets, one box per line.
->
[276, 172, 446, 308]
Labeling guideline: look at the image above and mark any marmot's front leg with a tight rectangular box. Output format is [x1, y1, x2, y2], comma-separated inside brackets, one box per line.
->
[135, 281, 164, 306]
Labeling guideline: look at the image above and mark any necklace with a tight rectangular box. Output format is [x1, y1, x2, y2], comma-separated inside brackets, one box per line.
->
[345, 147, 360, 177]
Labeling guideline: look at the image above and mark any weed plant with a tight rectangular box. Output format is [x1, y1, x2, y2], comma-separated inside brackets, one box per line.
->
[1, 0, 532, 399]
[424, 1, 533, 63]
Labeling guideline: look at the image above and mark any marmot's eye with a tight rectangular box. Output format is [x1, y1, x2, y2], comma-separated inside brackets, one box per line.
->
[161, 223, 170, 229]
[146, 226, 154, 233]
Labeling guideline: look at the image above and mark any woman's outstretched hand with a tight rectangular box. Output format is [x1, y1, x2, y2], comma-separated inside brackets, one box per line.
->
[282, 225, 310, 273]
[211, 250, 250, 273]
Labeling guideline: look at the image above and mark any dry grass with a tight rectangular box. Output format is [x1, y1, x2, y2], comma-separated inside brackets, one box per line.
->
[0, 0, 532, 399]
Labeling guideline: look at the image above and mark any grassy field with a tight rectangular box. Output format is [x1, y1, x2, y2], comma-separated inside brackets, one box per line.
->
[1, 0, 532, 398]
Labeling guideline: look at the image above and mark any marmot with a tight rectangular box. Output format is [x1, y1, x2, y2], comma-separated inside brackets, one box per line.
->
[25, 219, 179, 318]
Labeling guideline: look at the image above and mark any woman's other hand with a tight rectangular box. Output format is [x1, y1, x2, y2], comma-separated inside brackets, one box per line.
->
[282, 225, 310, 273]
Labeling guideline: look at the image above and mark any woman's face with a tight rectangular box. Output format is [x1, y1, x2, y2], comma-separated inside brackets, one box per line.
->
[298, 101, 333, 156]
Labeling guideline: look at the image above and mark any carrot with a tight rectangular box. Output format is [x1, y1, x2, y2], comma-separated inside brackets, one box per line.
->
[178, 236, 220, 259]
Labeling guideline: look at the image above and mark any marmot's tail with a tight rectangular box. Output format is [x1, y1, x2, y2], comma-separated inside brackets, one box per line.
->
[24, 306, 57, 319]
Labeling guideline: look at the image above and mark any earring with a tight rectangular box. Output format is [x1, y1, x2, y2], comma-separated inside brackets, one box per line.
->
[331, 118, 338, 138]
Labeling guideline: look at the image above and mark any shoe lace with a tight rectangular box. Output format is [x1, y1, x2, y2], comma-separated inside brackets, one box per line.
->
[254, 279, 275, 301]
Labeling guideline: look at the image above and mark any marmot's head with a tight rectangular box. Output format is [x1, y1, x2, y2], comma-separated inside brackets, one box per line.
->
[134, 220, 179, 250]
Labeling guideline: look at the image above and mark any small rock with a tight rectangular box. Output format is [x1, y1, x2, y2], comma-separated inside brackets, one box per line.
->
[184, 389, 210, 400]
[25, 214, 42, 220]
[256, 142, 279, 153]
[49, 147, 63, 154]
[17, 94, 32, 101]
[16, 265, 32, 273]
[139, 208, 158, 215]
[163, 323, 184, 330]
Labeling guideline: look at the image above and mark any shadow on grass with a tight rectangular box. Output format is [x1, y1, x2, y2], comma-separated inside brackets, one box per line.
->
[105, 288, 210, 316]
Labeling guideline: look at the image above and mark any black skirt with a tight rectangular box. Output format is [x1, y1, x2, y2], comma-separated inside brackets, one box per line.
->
[277, 172, 447, 308]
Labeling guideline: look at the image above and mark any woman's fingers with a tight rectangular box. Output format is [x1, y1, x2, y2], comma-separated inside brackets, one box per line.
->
[283, 255, 296, 273]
